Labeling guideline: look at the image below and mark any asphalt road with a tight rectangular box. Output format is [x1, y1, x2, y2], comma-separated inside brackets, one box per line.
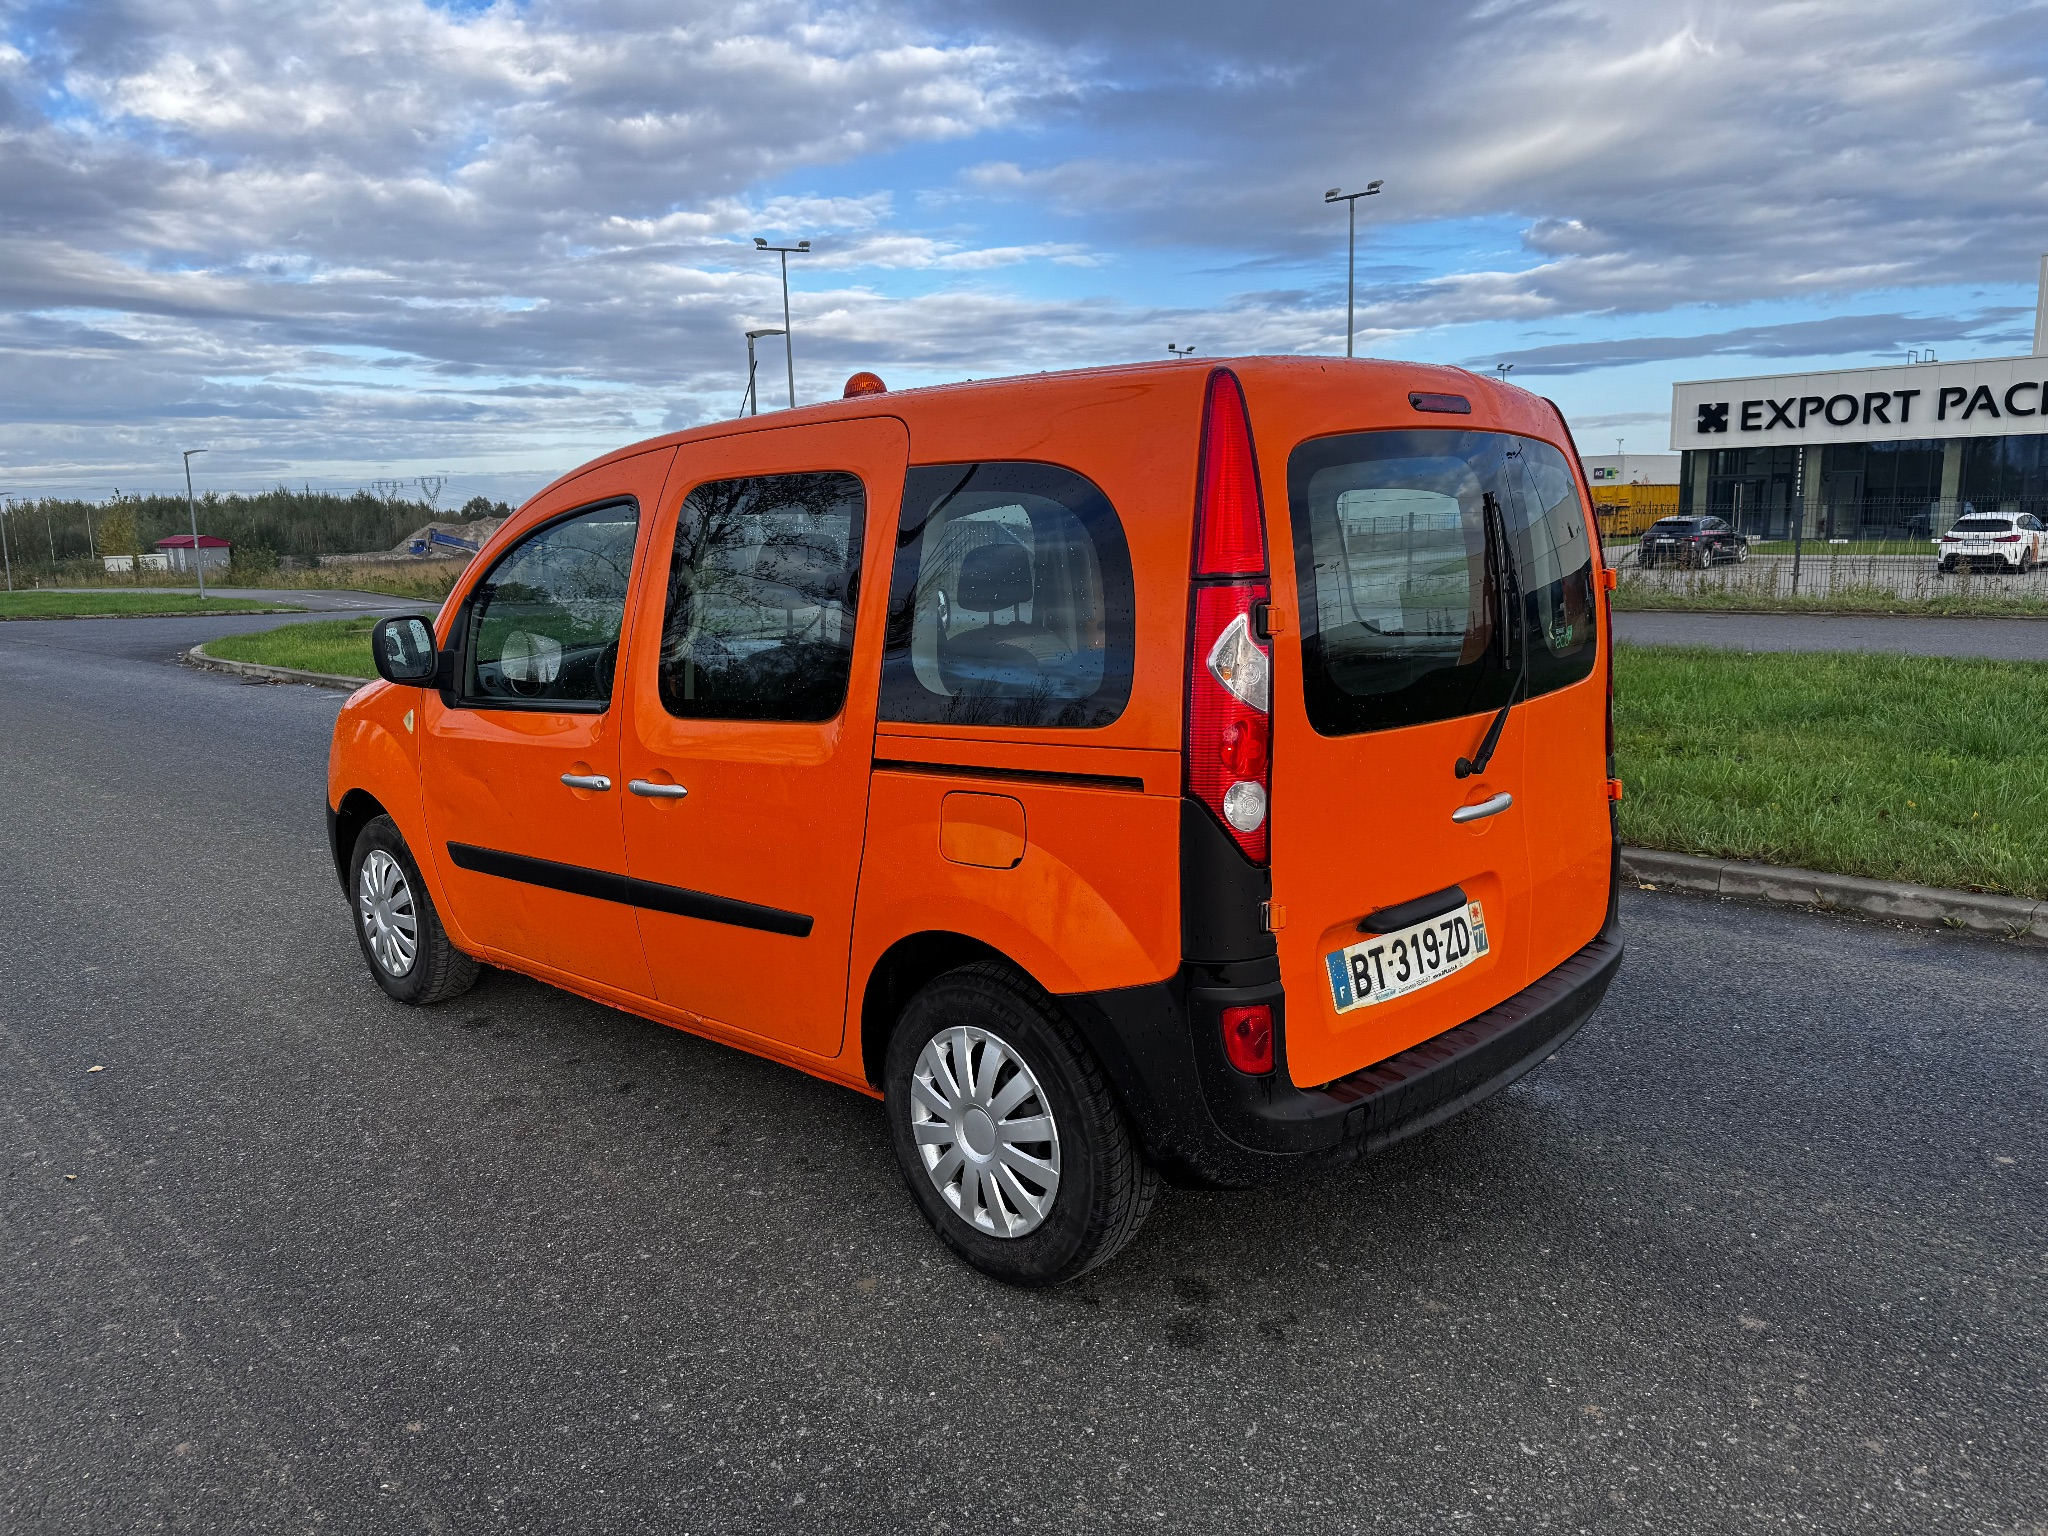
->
[1616, 610, 2048, 660]
[3, 614, 2044, 1534]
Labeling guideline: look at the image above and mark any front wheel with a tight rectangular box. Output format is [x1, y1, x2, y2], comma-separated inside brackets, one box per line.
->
[349, 815, 479, 1005]
[884, 964, 1158, 1286]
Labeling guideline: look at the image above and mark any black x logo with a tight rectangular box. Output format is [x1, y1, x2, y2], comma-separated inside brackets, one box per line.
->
[1696, 402, 1729, 433]
[1764, 398, 1796, 429]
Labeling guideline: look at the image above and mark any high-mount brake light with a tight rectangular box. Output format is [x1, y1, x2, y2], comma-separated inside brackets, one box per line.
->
[1186, 368, 1273, 862]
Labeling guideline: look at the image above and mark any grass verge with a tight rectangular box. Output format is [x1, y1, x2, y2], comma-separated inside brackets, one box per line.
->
[1613, 580, 2048, 618]
[204, 617, 381, 677]
[0, 590, 302, 620]
[1615, 644, 2048, 899]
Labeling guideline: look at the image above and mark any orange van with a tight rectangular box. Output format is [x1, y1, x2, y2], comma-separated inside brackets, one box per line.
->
[327, 358, 1623, 1285]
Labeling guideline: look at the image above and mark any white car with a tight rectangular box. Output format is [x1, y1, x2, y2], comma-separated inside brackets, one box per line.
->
[1936, 513, 2047, 574]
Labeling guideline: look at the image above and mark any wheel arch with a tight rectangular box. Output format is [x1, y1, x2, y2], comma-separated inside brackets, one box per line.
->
[858, 930, 1025, 1089]
[329, 788, 390, 890]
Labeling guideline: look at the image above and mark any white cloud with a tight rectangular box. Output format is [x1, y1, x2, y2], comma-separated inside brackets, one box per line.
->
[3, 0, 2044, 492]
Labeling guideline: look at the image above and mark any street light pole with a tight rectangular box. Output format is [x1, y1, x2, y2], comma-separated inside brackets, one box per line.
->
[182, 448, 209, 600]
[0, 496, 13, 593]
[741, 328, 786, 417]
[753, 237, 810, 409]
[1323, 181, 1384, 358]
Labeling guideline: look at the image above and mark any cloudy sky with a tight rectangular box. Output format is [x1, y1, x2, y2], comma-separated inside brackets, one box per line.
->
[4, 0, 2045, 504]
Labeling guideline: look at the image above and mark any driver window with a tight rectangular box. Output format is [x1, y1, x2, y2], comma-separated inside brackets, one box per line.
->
[460, 501, 640, 709]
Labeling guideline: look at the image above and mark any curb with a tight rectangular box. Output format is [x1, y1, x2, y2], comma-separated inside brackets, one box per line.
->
[184, 643, 369, 692]
[1621, 848, 2048, 943]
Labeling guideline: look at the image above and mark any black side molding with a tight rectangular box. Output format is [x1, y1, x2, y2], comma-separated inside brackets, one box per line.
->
[873, 759, 1144, 793]
[1359, 884, 1468, 934]
[445, 843, 813, 937]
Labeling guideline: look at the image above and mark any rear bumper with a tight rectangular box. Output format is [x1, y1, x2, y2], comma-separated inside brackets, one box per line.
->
[1061, 929, 1623, 1189]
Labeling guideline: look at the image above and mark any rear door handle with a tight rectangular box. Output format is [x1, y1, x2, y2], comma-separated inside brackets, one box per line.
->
[628, 779, 689, 799]
[560, 773, 613, 792]
[1452, 791, 1513, 823]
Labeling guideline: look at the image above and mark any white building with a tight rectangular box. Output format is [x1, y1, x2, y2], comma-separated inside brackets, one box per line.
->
[1666, 258, 2048, 539]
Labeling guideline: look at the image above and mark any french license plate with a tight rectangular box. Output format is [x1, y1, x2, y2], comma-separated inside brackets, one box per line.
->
[1325, 901, 1488, 1014]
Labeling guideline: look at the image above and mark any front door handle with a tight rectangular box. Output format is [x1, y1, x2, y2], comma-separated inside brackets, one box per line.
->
[1452, 791, 1513, 824]
[628, 779, 689, 799]
[560, 773, 613, 792]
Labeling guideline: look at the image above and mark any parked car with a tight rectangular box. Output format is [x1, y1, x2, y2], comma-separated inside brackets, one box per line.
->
[1936, 513, 2047, 573]
[1636, 515, 1747, 567]
[327, 358, 1624, 1285]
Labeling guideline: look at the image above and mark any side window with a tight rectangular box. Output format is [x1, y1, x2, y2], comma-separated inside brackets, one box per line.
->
[460, 501, 639, 709]
[658, 470, 865, 722]
[879, 461, 1135, 729]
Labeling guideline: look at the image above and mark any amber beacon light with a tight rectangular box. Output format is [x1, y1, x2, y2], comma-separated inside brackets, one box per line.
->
[843, 372, 888, 398]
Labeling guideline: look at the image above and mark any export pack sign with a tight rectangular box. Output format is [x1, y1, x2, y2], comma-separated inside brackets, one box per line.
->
[1670, 356, 2048, 450]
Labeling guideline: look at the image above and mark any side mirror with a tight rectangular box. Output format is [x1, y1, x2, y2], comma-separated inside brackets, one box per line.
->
[370, 615, 439, 686]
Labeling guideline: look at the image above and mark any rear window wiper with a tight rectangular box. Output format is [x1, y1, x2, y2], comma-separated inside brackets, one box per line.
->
[1456, 667, 1524, 779]
[1457, 491, 1522, 779]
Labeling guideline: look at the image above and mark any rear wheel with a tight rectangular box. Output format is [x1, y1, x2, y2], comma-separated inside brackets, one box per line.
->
[884, 964, 1158, 1286]
[349, 815, 478, 1005]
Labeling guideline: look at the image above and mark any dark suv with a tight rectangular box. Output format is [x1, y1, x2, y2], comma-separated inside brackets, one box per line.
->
[1638, 516, 1746, 568]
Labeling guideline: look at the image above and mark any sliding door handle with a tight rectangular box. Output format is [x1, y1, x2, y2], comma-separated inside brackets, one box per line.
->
[1451, 791, 1513, 824]
[628, 779, 689, 799]
[560, 773, 613, 792]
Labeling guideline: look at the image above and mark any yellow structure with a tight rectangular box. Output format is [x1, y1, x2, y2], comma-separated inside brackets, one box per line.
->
[1590, 481, 1679, 539]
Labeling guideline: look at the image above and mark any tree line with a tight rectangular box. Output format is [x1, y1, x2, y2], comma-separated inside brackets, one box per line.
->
[1, 487, 514, 572]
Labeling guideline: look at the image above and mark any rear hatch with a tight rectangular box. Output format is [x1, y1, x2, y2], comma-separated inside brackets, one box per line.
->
[1270, 419, 1610, 1088]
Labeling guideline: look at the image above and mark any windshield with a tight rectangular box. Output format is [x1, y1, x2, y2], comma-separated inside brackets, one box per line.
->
[1287, 430, 1598, 737]
[1950, 518, 2012, 533]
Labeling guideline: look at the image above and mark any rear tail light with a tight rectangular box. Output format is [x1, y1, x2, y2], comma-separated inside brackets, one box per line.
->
[1995, 533, 2020, 543]
[1220, 1004, 1274, 1075]
[1186, 369, 1272, 862]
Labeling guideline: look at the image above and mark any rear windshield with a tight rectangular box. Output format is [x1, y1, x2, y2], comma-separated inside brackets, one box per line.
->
[1648, 519, 1699, 533]
[1951, 517, 2012, 533]
[1287, 430, 1598, 736]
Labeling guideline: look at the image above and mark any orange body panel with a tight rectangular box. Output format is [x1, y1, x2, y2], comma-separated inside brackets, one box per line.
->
[328, 354, 1611, 1117]
[616, 419, 906, 1062]
[1241, 362, 1610, 1086]
[850, 767, 1181, 999]
[417, 448, 672, 996]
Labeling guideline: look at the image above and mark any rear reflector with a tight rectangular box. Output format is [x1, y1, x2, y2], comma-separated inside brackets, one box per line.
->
[1193, 370, 1267, 577]
[1220, 1004, 1274, 1075]
[1409, 391, 1471, 414]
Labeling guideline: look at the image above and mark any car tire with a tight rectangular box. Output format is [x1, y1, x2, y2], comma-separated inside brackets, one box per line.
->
[349, 814, 479, 1006]
[884, 963, 1159, 1287]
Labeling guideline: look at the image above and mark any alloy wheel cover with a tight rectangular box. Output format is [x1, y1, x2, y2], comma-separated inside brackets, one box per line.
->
[357, 849, 419, 977]
[909, 1024, 1062, 1238]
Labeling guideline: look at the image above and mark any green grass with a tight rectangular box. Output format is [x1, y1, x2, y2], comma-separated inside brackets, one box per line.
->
[1739, 540, 1934, 556]
[1612, 580, 2048, 618]
[0, 590, 301, 619]
[205, 617, 382, 677]
[1614, 644, 2048, 898]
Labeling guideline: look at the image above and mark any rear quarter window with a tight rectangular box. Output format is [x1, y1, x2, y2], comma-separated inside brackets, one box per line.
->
[879, 461, 1135, 729]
